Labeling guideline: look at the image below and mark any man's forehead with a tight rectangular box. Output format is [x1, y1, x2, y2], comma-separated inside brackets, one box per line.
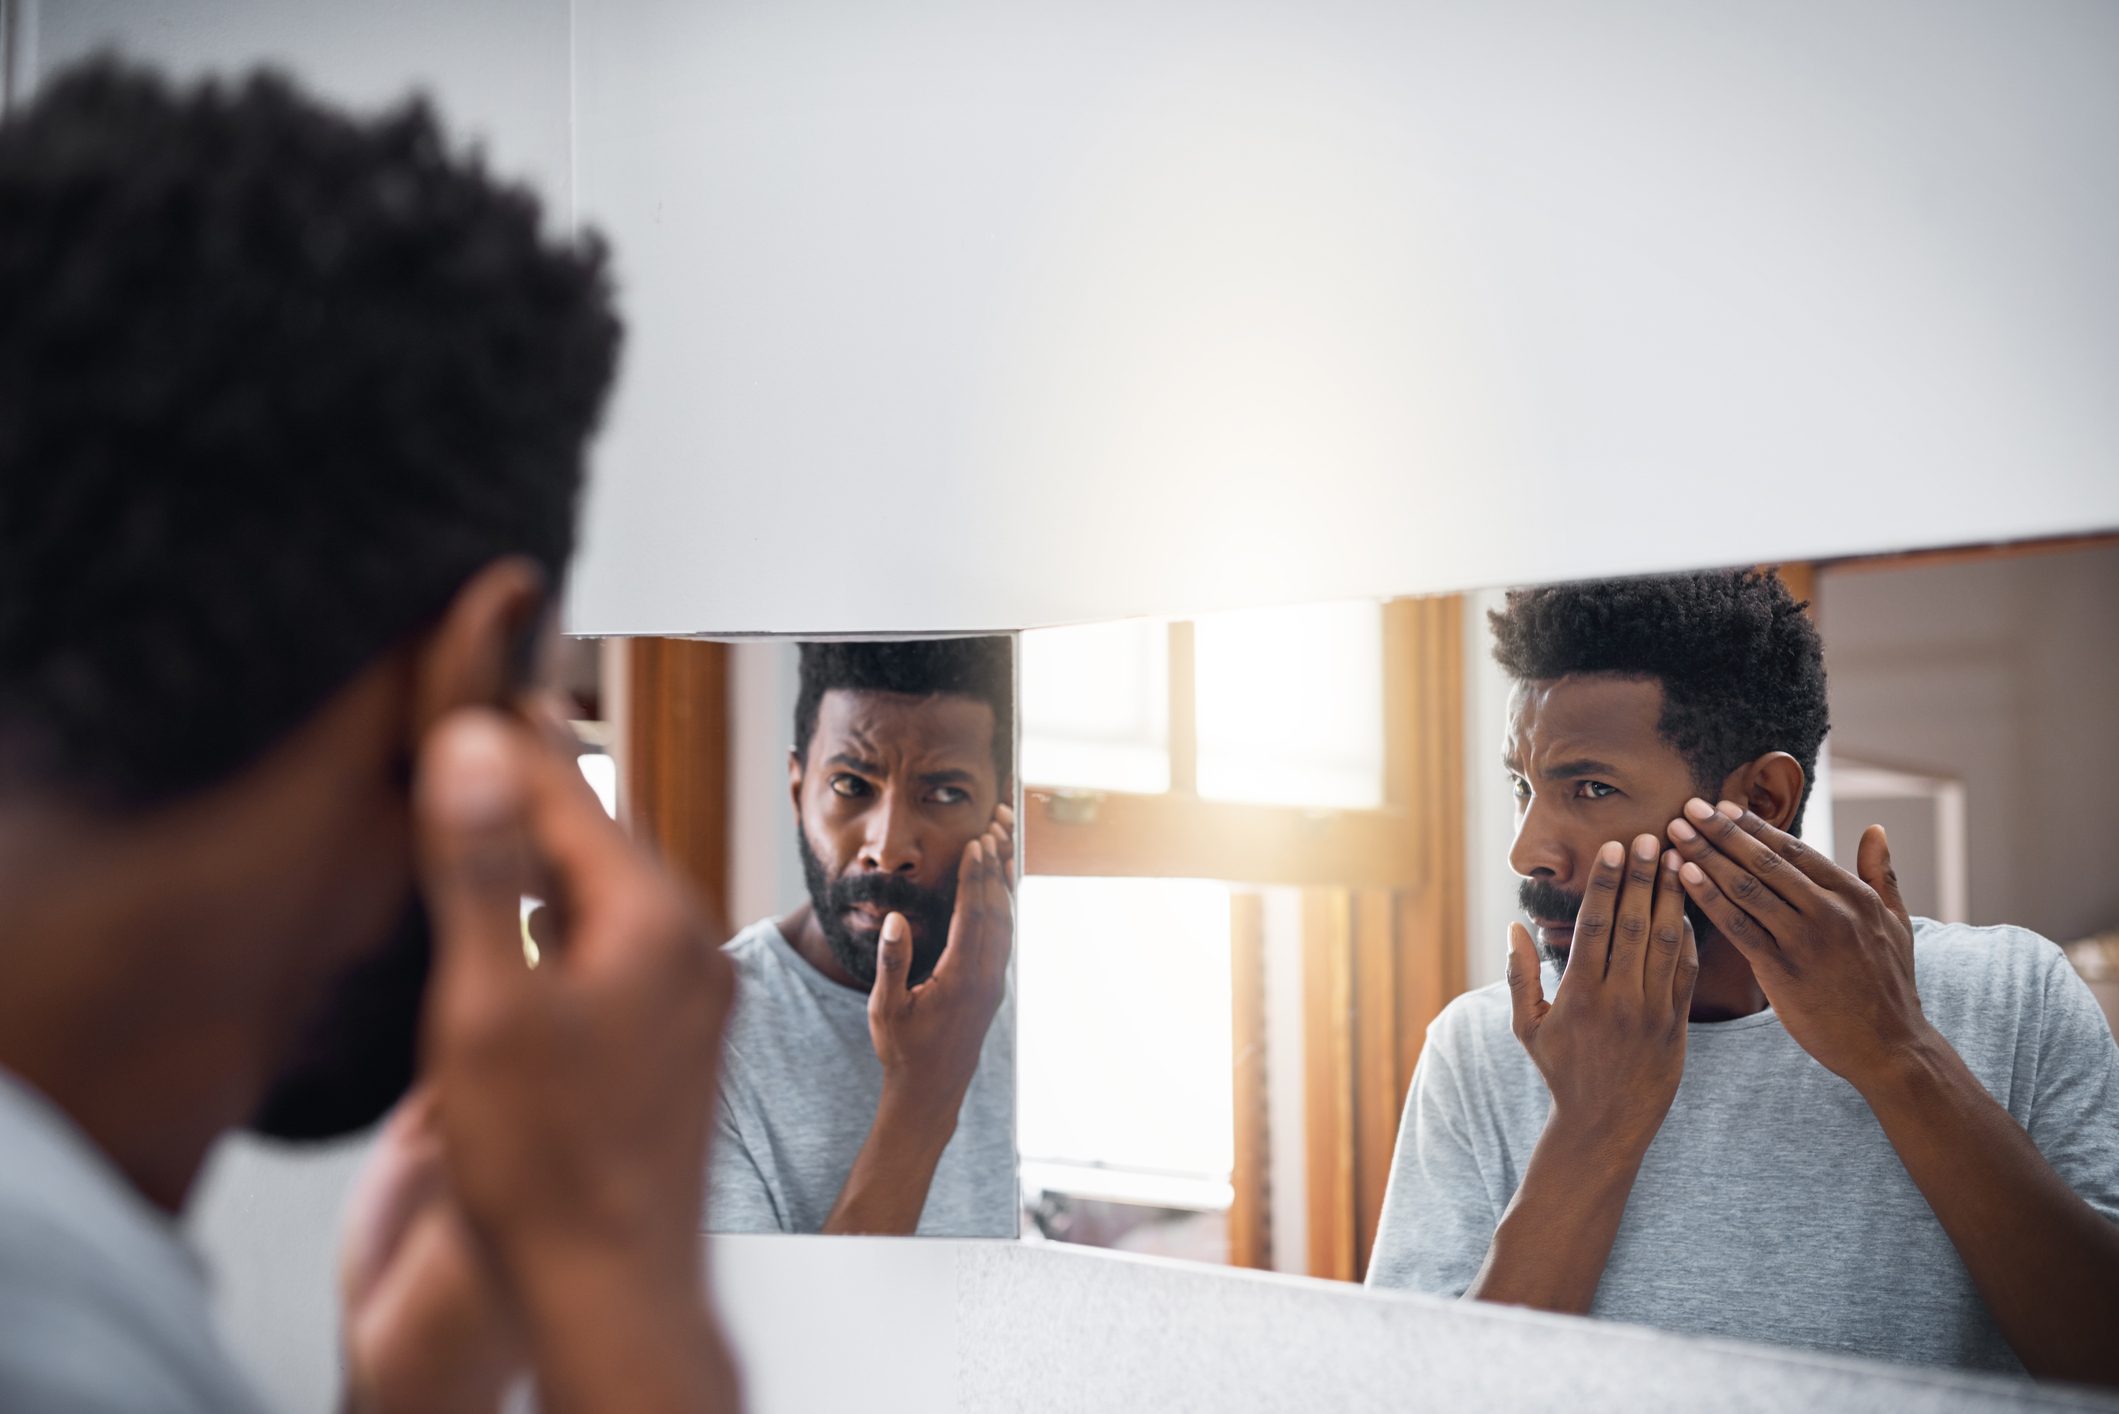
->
[1504, 674, 1666, 763]
[814, 687, 996, 765]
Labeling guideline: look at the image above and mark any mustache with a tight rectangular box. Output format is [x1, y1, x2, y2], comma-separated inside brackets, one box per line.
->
[825, 867, 955, 919]
[1517, 877, 1582, 924]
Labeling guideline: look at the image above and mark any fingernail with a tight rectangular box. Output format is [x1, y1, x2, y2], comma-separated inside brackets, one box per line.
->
[1669, 818, 1698, 842]
[1662, 849, 1680, 871]
[433, 716, 517, 829]
[883, 913, 906, 941]
[1633, 835, 1658, 861]
[1716, 800, 1742, 819]
[1598, 841, 1623, 866]
[1683, 798, 1715, 822]
[1680, 862, 1706, 885]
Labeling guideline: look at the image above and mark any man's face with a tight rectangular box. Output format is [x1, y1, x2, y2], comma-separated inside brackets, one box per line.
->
[1504, 674, 1711, 972]
[247, 891, 431, 1142]
[794, 688, 1002, 989]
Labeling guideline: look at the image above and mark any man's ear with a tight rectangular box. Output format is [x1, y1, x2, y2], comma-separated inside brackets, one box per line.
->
[403, 556, 550, 740]
[788, 748, 805, 820]
[1719, 751, 1806, 833]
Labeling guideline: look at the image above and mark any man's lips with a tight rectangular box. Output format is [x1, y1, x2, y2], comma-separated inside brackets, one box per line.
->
[1532, 918, 1575, 946]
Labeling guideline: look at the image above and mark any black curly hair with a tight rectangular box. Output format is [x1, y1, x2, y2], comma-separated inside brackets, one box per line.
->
[0, 57, 620, 807]
[1488, 569, 1830, 829]
[794, 638, 1015, 788]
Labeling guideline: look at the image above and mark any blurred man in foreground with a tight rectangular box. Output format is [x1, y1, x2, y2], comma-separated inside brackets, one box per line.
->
[0, 59, 737, 1411]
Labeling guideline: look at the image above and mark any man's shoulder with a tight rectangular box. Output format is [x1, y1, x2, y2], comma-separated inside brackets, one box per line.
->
[1912, 917, 2065, 997]
[1424, 980, 1522, 1066]
[0, 1089, 266, 1413]
[721, 916, 787, 976]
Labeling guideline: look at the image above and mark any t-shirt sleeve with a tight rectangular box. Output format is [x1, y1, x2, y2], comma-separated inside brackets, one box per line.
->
[2028, 951, 2119, 1225]
[1364, 1020, 1498, 1295]
[702, 1079, 790, 1234]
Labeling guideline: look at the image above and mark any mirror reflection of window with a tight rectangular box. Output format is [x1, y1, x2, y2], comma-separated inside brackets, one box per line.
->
[1020, 620, 1170, 793]
[1194, 601, 1384, 809]
[1019, 598, 1449, 1278]
[1016, 877, 1233, 1260]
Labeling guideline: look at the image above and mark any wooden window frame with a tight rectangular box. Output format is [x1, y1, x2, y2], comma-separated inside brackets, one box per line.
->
[1021, 597, 1467, 1280]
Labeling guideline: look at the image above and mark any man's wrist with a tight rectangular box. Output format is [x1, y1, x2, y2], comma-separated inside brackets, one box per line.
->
[1848, 1024, 1966, 1115]
[876, 1076, 967, 1151]
[1540, 1104, 1663, 1174]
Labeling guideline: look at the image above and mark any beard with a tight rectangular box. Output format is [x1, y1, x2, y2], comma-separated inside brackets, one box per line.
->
[246, 893, 431, 1143]
[1517, 876, 1711, 978]
[796, 827, 959, 989]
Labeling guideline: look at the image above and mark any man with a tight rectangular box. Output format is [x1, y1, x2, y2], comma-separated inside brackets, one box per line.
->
[707, 639, 1018, 1235]
[0, 60, 737, 1411]
[1367, 569, 2119, 1384]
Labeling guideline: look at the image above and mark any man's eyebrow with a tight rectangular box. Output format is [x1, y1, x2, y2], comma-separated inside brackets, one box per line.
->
[1541, 757, 1624, 780]
[919, 768, 976, 786]
[825, 751, 882, 774]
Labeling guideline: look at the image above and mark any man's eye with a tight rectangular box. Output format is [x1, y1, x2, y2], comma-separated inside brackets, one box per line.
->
[1508, 776, 1531, 801]
[830, 774, 872, 798]
[930, 786, 969, 806]
[1576, 780, 1619, 800]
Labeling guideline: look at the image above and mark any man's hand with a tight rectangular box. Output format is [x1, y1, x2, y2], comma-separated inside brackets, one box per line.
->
[1467, 834, 1698, 1313]
[414, 708, 738, 1414]
[824, 803, 1014, 1235]
[1669, 798, 2119, 1387]
[340, 1091, 521, 1414]
[1667, 798, 1931, 1085]
[868, 803, 1015, 1116]
[1507, 835, 1699, 1151]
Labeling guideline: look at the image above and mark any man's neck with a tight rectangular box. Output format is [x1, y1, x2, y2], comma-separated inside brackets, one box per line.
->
[0, 808, 281, 1215]
[1688, 928, 1770, 1021]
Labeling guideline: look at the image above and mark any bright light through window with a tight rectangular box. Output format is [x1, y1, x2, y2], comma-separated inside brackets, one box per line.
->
[577, 751, 618, 818]
[1021, 620, 1170, 793]
[1016, 877, 1233, 1204]
[1195, 600, 1385, 809]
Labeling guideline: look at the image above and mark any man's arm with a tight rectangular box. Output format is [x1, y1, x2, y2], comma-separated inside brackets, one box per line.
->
[823, 806, 1015, 1235]
[1672, 800, 2119, 1388]
[1466, 837, 1699, 1313]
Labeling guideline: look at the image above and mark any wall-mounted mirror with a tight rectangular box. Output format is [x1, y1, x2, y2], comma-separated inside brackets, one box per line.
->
[1014, 534, 2119, 1379]
[603, 635, 1019, 1238]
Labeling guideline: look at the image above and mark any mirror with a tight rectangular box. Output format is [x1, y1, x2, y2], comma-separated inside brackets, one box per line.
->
[606, 635, 1019, 1237]
[1014, 535, 2119, 1377]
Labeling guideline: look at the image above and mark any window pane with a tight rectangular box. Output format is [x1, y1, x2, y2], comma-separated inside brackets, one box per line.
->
[1194, 600, 1385, 809]
[1021, 620, 1171, 793]
[577, 751, 619, 818]
[1016, 877, 1233, 1187]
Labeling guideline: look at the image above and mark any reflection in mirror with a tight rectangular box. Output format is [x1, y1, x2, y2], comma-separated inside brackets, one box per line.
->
[621, 635, 1019, 1237]
[1018, 540, 2119, 1387]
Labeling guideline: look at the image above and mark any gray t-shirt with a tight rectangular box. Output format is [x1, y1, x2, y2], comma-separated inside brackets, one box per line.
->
[704, 917, 1018, 1236]
[1366, 919, 2119, 1373]
[0, 1069, 270, 1414]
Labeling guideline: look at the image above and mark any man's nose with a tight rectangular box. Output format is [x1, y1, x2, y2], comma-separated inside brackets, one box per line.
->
[1508, 794, 1572, 886]
[857, 788, 922, 874]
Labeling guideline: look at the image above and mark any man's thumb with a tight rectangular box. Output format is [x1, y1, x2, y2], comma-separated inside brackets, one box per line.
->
[868, 911, 913, 1017]
[1857, 823, 1911, 926]
[415, 711, 534, 983]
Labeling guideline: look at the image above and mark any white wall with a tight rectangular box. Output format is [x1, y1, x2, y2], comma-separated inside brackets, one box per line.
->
[568, 0, 2119, 636]
[1819, 545, 2119, 943]
[724, 640, 808, 931]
